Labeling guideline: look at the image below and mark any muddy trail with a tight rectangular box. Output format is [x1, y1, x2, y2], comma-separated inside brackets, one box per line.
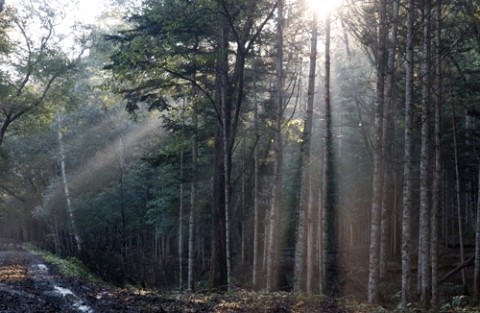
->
[0, 241, 206, 313]
[0, 240, 349, 313]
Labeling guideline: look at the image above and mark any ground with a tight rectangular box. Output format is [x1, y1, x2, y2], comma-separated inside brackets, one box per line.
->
[1, 240, 478, 313]
[0, 239, 350, 312]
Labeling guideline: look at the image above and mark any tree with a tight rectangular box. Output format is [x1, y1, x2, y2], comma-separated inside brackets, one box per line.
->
[294, 4, 318, 293]
[267, 0, 285, 291]
[401, 0, 415, 306]
[417, 0, 433, 303]
[431, 0, 442, 305]
[323, 11, 338, 297]
[367, 0, 387, 303]
[0, 2, 85, 148]
[475, 162, 480, 300]
[57, 116, 82, 252]
[380, 0, 399, 282]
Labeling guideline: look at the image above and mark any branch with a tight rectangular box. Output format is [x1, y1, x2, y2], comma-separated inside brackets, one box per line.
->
[0, 184, 25, 203]
[439, 254, 474, 284]
[10, 70, 62, 123]
[161, 66, 220, 123]
[12, 18, 33, 97]
[245, 2, 277, 54]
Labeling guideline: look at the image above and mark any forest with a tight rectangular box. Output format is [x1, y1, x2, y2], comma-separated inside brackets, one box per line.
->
[0, 0, 479, 310]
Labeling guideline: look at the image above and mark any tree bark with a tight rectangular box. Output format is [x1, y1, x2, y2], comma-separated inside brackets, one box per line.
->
[58, 125, 81, 252]
[295, 9, 317, 294]
[266, 0, 284, 291]
[431, 0, 442, 305]
[418, 0, 432, 303]
[252, 72, 260, 289]
[401, 0, 415, 307]
[380, 0, 399, 282]
[323, 13, 338, 297]
[209, 126, 227, 290]
[368, 0, 387, 303]
[475, 163, 480, 300]
[178, 101, 185, 288]
[188, 72, 198, 291]
[452, 100, 467, 292]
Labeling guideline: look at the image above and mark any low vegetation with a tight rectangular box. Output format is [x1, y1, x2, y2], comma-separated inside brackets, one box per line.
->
[24, 243, 103, 284]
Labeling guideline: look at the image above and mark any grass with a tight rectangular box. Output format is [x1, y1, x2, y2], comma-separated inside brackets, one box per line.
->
[23, 243, 104, 284]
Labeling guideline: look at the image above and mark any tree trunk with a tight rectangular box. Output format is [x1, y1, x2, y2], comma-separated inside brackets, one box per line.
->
[418, 0, 432, 303]
[188, 75, 198, 291]
[252, 74, 260, 289]
[475, 163, 480, 300]
[401, 0, 415, 307]
[431, 0, 442, 306]
[452, 100, 467, 292]
[367, 0, 387, 303]
[295, 9, 317, 294]
[178, 101, 185, 288]
[323, 13, 338, 297]
[58, 126, 82, 253]
[380, 0, 399, 282]
[266, 0, 284, 291]
[209, 125, 227, 290]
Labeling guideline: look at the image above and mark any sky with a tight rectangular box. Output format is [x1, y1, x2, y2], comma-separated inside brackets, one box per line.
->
[61, 0, 108, 29]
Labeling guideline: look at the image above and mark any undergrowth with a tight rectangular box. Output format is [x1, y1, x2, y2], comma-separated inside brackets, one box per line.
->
[23, 243, 103, 284]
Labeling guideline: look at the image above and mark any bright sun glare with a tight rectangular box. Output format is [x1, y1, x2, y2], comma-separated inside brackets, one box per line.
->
[306, 0, 343, 18]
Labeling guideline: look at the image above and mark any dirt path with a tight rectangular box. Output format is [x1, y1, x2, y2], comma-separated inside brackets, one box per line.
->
[0, 239, 351, 313]
[0, 240, 213, 312]
[0, 240, 94, 312]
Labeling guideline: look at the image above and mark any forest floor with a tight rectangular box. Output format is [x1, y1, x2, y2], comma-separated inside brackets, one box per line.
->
[0, 240, 479, 313]
[0, 240, 352, 312]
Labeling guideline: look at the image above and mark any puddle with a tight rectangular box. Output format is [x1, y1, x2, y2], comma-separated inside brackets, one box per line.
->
[54, 285, 94, 313]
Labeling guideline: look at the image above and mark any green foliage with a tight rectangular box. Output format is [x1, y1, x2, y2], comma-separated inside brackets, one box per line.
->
[105, 0, 218, 116]
[24, 243, 104, 284]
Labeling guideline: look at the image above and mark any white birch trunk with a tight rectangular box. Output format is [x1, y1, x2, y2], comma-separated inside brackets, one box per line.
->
[58, 128, 81, 252]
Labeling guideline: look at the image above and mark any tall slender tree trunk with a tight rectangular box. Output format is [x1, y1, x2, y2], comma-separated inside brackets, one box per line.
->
[401, 0, 415, 307]
[295, 9, 318, 294]
[380, 0, 399, 281]
[475, 163, 480, 300]
[252, 75, 260, 289]
[368, 0, 387, 303]
[418, 0, 432, 303]
[266, 0, 284, 291]
[118, 136, 128, 270]
[188, 66, 198, 291]
[452, 101, 467, 292]
[209, 7, 230, 291]
[178, 101, 185, 288]
[209, 88, 227, 290]
[305, 12, 318, 295]
[431, 0, 442, 305]
[58, 126, 81, 253]
[323, 13, 338, 297]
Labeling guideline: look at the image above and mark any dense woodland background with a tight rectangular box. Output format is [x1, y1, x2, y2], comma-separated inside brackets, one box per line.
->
[0, 0, 479, 308]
